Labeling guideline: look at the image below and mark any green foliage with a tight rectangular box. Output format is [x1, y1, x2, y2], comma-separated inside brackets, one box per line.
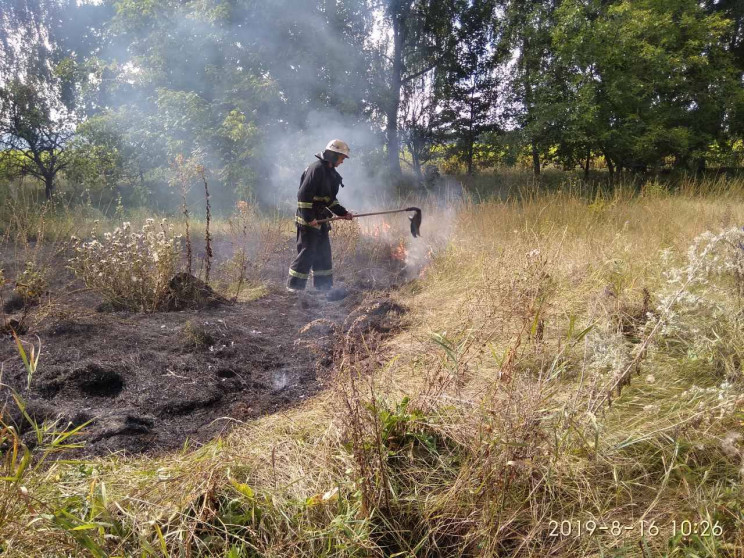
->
[0, 80, 75, 199]
[11, 331, 41, 390]
[4, 0, 743, 204]
[549, 0, 741, 173]
[435, 0, 501, 175]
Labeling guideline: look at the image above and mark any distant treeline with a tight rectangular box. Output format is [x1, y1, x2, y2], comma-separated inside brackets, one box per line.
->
[0, 0, 742, 203]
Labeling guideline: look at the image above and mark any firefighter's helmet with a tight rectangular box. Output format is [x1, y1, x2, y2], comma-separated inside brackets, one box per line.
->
[325, 139, 351, 158]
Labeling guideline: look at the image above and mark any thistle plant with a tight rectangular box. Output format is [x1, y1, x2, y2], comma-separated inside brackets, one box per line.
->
[69, 219, 182, 312]
[593, 227, 744, 409]
[651, 227, 744, 381]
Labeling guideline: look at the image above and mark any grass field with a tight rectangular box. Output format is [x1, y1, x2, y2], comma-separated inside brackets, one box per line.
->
[1, 174, 744, 557]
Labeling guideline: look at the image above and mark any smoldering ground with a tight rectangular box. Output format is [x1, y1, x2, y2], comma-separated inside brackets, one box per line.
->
[0, 200, 459, 455]
[0, 0, 460, 455]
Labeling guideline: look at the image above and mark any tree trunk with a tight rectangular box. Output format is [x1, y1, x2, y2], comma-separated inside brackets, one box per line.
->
[584, 145, 591, 179]
[521, 37, 540, 178]
[386, 10, 404, 178]
[531, 141, 540, 176]
[325, 0, 339, 100]
[411, 141, 423, 180]
[467, 86, 475, 175]
[604, 151, 615, 184]
[325, 0, 337, 22]
[44, 174, 54, 200]
[412, 154, 422, 180]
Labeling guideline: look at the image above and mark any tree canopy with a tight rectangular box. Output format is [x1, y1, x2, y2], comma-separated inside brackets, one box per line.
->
[1, 0, 743, 202]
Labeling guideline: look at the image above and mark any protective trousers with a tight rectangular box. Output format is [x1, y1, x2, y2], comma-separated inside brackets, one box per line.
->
[287, 226, 333, 290]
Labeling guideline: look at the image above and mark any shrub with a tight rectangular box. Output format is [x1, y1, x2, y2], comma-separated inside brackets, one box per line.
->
[14, 261, 47, 304]
[651, 227, 744, 382]
[69, 219, 182, 311]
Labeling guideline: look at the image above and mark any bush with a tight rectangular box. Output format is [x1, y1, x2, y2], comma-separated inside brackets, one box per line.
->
[69, 219, 182, 311]
[14, 261, 47, 304]
[650, 227, 744, 382]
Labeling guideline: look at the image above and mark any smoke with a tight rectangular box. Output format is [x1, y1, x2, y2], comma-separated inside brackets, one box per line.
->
[259, 109, 391, 212]
[353, 185, 462, 281]
[403, 197, 459, 279]
[7, 1, 430, 218]
[82, 0, 387, 213]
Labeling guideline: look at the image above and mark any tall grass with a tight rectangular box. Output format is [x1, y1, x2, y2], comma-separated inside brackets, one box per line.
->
[2, 176, 744, 556]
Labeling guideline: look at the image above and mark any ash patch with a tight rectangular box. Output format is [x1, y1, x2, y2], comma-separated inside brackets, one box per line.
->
[156, 390, 223, 417]
[0, 283, 408, 456]
[1, 318, 28, 335]
[89, 412, 156, 442]
[0, 221, 417, 455]
[3, 293, 29, 313]
[47, 320, 95, 337]
[74, 365, 125, 398]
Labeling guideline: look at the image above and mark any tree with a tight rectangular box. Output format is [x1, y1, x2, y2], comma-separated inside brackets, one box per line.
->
[0, 0, 111, 109]
[378, 0, 461, 177]
[438, 0, 500, 174]
[0, 80, 75, 199]
[96, 0, 376, 202]
[0, 1, 110, 198]
[701, 0, 744, 145]
[400, 72, 442, 179]
[554, 0, 739, 174]
[498, 0, 562, 176]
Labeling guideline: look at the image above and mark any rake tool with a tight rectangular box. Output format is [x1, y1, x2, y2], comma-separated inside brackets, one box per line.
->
[316, 207, 422, 238]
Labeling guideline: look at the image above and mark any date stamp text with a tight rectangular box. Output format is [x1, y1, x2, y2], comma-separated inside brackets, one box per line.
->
[547, 519, 724, 538]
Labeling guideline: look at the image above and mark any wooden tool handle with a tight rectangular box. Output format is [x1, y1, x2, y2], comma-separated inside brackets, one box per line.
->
[315, 208, 412, 224]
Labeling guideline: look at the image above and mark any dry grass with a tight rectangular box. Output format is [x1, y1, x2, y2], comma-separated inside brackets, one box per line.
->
[2, 176, 744, 556]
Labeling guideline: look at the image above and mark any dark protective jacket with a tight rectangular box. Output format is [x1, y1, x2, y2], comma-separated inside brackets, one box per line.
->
[295, 154, 349, 230]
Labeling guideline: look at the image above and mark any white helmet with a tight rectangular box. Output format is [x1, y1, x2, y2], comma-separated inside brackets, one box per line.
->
[325, 139, 351, 158]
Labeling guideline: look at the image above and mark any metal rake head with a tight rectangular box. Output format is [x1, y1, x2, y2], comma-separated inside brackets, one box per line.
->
[406, 207, 422, 238]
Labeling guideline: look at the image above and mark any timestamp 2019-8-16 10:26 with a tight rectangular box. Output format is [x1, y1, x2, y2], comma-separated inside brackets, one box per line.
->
[547, 519, 724, 539]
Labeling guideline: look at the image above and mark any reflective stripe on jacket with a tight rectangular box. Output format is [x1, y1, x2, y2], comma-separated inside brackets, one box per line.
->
[296, 154, 348, 229]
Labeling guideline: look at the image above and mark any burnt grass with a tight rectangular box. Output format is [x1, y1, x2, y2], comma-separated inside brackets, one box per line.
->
[0, 235, 410, 456]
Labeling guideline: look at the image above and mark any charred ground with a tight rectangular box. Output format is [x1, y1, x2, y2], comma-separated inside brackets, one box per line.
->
[0, 231, 411, 456]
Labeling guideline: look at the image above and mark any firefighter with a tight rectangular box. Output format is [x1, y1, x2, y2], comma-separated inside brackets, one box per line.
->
[287, 139, 354, 292]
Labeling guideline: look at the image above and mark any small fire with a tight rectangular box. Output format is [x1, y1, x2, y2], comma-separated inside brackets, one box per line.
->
[372, 221, 392, 239]
[392, 240, 407, 262]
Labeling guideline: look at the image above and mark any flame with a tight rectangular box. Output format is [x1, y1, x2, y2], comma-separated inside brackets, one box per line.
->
[372, 221, 392, 239]
[392, 240, 407, 262]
